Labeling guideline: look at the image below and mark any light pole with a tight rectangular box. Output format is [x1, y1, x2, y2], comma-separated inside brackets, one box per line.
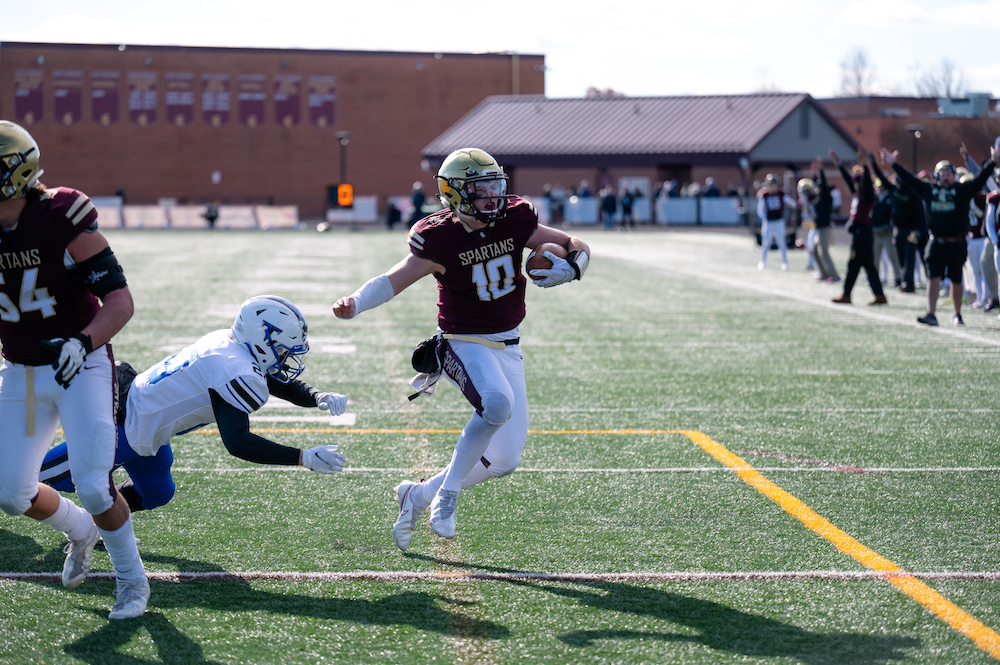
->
[334, 131, 350, 182]
[906, 124, 923, 172]
[737, 156, 751, 227]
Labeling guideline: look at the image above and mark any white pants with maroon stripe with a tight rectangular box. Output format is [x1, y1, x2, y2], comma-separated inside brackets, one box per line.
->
[0, 345, 117, 516]
[441, 338, 529, 479]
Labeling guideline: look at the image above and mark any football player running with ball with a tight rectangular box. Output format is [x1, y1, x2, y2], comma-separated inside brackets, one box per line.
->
[333, 148, 591, 550]
[39, 295, 349, 515]
[0, 120, 147, 619]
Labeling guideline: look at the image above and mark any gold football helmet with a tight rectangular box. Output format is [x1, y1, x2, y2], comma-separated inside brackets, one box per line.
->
[796, 178, 815, 197]
[934, 160, 956, 179]
[435, 148, 509, 222]
[0, 121, 43, 201]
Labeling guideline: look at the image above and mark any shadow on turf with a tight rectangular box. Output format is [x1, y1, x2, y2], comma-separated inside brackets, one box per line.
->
[405, 553, 921, 664]
[64, 610, 224, 665]
[4, 534, 510, 645]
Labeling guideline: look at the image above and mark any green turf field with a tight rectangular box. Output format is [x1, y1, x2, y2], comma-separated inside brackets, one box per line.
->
[2, 227, 999, 664]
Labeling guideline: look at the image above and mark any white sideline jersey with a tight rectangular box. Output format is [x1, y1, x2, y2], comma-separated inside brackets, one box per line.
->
[124, 329, 269, 456]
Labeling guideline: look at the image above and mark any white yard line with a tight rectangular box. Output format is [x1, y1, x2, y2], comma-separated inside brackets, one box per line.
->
[5, 570, 999, 583]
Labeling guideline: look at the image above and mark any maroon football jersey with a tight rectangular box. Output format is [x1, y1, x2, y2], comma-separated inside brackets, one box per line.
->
[761, 191, 787, 221]
[0, 187, 100, 365]
[408, 195, 538, 334]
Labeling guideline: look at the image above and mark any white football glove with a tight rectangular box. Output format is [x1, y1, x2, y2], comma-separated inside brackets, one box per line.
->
[529, 251, 576, 288]
[316, 392, 348, 416]
[40, 334, 92, 389]
[301, 445, 346, 474]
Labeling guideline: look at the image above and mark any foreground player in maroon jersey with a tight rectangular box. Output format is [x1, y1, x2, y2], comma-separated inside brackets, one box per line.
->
[0, 121, 148, 619]
[333, 148, 590, 550]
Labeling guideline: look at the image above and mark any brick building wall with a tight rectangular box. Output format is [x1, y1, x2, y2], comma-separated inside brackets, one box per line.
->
[819, 96, 1000, 174]
[0, 42, 544, 218]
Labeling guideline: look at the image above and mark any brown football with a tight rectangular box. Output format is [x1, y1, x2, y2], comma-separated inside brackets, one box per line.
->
[525, 242, 568, 279]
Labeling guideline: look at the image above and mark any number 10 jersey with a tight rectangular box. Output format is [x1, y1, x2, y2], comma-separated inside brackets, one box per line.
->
[407, 195, 538, 334]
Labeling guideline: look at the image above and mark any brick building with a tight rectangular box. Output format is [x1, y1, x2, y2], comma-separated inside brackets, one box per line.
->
[0, 42, 544, 218]
[817, 95, 1000, 173]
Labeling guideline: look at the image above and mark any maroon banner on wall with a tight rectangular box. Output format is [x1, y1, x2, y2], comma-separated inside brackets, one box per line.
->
[201, 74, 230, 127]
[13, 70, 45, 126]
[237, 74, 267, 128]
[90, 71, 121, 127]
[127, 71, 158, 127]
[308, 75, 337, 129]
[52, 70, 83, 127]
[273, 75, 301, 129]
[165, 72, 194, 127]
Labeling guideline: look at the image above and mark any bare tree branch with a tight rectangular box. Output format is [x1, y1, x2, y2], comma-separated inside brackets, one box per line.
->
[838, 48, 877, 97]
[912, 59, 967, 98]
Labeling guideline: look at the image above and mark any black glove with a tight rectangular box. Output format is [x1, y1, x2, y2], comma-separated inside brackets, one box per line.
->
[40, 333, 93, 389]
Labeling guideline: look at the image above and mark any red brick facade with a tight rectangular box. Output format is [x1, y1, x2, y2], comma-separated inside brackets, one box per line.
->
[0, 42, 544, 217]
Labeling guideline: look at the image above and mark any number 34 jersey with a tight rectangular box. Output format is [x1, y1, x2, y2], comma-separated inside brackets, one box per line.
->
[0, 187, 101, 365]
[408, 195, 538, 334]
[124, 329, 268, 456]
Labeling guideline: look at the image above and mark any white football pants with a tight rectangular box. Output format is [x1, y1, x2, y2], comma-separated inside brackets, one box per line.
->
[0, 345, 117, 516]
[430, 337, 529, 495]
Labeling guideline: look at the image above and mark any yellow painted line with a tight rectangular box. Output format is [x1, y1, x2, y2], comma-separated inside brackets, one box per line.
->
[183, 425, 1000, 658]
[681, 429, 1000, 661]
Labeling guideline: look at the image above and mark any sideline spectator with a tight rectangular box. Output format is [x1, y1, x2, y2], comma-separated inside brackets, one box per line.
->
[869, 158, 925, 294]
[830, 149, 887, 306]
[960, 142, 999, 310]
[830, 185, 843, 217]
[882, 143, 1000, 326]
[620, 187, 635, 229]
[409, 182, 426, 228]
[809, 158, 840, 282]
[600, 187, 617, 230]
[986, 192, 1000, 317]
[869, 175, 903, 288]
[797, 177, 819, 273]
[550, 184, 566, 223]
[203, 202, 219, 229]
[385, 201, 402, 231]
[756, 173, 794, 270]
[702, 177, 721, 197]
[966, 178, 989, 307]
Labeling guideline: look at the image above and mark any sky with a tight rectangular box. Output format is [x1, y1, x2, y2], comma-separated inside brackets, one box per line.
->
[3, 0, 1000, 100]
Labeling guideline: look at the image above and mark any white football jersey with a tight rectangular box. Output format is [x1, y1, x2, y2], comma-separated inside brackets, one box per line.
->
[124, 329, 269, 456]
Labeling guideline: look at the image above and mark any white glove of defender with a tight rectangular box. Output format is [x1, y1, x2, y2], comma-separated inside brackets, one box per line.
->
[302, 445, 346, 474]
[40, 336, 90, 389]
[529, 251, 576, 288]
[316, 392, 348, 416]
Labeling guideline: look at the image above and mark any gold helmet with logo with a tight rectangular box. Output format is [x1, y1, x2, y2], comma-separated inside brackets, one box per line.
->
[435, 148, 509, 222]
[0, 121, 43, 201]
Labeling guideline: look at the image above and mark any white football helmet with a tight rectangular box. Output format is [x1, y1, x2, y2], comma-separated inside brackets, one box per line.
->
[232, 295, 309, 383]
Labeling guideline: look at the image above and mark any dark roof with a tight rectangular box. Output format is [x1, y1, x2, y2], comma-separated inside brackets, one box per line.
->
[423, 93, 857, 163]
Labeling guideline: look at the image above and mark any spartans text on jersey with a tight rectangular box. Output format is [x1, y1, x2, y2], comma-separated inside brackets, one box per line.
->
[458, 238, 516, 267]
[0, 249, 42, 271]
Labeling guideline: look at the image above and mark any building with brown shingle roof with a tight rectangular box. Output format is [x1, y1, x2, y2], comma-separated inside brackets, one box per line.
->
[422, 93, 860, 206]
